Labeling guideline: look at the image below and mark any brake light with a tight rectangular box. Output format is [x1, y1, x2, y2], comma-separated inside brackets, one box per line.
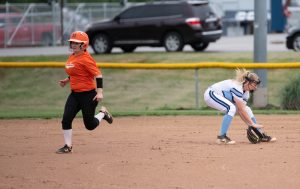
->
[185, 17, 202, 28]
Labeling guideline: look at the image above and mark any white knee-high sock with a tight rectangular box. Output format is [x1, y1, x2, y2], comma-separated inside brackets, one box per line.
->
[63, 129, 72, 147]
[95, 112, 105, 122]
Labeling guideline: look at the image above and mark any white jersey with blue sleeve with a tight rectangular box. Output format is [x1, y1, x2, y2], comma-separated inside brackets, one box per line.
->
[210, 79, 244, 103]
[243, 91, 250, 102]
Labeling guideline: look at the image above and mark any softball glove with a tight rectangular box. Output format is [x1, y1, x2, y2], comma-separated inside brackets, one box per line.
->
[247, 126, 264, 144]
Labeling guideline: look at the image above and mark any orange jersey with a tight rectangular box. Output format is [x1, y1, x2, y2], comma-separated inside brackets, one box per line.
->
[65, 51, 101, 92]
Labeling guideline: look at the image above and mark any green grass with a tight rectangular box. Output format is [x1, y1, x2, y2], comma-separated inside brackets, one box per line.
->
[0, 51, 299, 118]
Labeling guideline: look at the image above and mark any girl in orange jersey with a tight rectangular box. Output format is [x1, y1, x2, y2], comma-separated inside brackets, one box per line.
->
[56, 31, 113, 154]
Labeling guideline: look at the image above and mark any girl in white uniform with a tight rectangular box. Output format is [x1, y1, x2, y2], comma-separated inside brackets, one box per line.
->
[204, 69, 276, 144]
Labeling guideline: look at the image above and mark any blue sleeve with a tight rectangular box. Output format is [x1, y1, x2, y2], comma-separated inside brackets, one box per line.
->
[222, 91, 234, 102]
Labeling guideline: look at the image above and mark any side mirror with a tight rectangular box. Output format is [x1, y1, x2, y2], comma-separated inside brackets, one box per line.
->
[0, 23, 5, 28]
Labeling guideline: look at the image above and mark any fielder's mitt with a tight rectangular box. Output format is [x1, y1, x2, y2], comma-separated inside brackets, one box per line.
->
[247, 126, 264, 144]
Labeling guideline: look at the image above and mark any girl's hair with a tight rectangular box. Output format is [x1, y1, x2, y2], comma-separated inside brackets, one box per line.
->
[235, 68, 260, 84]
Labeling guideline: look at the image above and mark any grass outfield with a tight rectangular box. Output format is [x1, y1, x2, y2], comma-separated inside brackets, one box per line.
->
[0, 51, 299, 118]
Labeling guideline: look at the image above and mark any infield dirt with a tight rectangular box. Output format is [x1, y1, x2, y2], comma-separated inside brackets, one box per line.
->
[0, 115, 299, 189]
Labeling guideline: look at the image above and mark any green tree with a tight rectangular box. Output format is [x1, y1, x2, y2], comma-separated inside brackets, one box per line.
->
[281, 76, 300, 110]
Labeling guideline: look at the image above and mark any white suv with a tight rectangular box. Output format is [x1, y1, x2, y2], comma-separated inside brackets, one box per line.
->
[286, 3, 300, 51]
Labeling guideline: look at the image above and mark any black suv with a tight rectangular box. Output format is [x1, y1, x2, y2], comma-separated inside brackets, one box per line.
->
[85, 0, 222, 54]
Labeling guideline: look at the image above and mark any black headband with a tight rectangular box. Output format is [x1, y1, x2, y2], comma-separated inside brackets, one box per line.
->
[245, 73, 261, 84]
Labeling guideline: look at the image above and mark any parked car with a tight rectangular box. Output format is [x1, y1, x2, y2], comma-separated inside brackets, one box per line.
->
[285, 6, 300, 51]
[0, 13, 60, 48]
[85, 0, 222, 54]
[286, 26, 300, 51]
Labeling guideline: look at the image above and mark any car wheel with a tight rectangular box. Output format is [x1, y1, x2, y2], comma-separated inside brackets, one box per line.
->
[292, 33, 300, 52]
[91, 33, 112, 54]
[191, 42, 209, 51]
[163, 32, 184, 52]
[41, 33, 53, 46]
[120, 46, 137, 53]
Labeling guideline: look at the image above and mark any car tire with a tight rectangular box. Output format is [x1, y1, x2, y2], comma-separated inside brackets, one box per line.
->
[91, 33, 112, 54]
[191, 42, 209, 51]
[41, 33, 53, 46]
[120, 46, 137, 53]
[292, 33, 300, 52]
[163, 32, 184, 52]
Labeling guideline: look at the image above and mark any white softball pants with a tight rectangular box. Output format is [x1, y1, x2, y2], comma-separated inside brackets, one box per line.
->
[204, 88, 254, 118]
[204, 88, 237, 117]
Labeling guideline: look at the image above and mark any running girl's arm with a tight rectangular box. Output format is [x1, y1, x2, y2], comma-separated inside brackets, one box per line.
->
[93, 75, 103, 101]
[59, 76, 70, 87]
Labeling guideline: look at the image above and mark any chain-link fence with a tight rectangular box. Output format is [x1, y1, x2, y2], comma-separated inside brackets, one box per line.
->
[0, 2, 123, 48]
[2, 1, 293, 48]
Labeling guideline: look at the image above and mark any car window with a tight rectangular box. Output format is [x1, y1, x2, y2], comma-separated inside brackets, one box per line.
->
[119, 6, 146, 19]
[0, 18, 4, 28]
[11, 17, 22, 24]
[157, 4, 183, 17]
[138, 5, 158, 18]
[119, 4, 183, 20]
[141, 5, 182, 18]
[191, 4, 213, 19]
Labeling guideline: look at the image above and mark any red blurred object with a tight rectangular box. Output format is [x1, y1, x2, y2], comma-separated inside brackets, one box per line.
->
[0, 13, 60, 48]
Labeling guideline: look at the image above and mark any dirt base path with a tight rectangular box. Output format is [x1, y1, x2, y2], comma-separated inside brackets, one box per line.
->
[0, 115, 299, 189]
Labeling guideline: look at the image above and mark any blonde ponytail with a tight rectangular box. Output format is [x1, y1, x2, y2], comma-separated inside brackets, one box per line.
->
[235, 68, 250, 83]
[235, 68, 261, 84]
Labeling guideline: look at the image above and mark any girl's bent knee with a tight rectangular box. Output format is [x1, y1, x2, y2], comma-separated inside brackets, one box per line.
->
[228, 105, 236, 117]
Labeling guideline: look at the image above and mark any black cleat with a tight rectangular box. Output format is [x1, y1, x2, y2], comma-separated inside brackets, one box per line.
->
[261, 133, 277, 142]
[100, 106, 113, 124]
[216, 134, 236, 144]
[56, 144, 72, 154]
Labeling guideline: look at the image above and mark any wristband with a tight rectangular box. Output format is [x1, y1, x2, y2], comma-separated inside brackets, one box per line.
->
[96, 77, 103, 88]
